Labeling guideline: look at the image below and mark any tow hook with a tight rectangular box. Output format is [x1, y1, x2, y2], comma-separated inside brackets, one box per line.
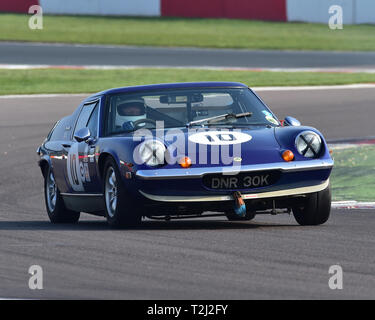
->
[233, 191, 246, 217]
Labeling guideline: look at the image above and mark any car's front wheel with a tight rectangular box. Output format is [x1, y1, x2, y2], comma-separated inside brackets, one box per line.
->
[44, 166, 80, 223]
[292, 184, 331, 226]
[103, 158, 141, 228]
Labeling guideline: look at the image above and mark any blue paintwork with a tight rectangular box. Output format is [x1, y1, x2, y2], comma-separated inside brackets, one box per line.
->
[38, 82, 333, 214]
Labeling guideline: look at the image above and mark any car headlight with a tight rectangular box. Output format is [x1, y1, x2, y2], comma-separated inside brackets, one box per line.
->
[138, 140, 166, 167]
[295, 131, 322, 158]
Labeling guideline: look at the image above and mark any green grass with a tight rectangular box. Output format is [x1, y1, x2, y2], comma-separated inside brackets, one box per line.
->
[331, 146, 375, 201]
[1, 14, 375, 51]
[1, 68, 375, 95]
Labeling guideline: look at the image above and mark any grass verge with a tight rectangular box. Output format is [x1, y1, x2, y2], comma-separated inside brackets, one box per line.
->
[1, 68, 375, 95]
[1, 14, 375, 51]
[331, 145, 375, 201]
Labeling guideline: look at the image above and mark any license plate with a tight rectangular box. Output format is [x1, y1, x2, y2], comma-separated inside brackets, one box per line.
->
[203, 171, 280, 190]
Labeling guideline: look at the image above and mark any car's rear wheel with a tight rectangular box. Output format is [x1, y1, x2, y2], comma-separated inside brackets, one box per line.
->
[44, 166, 80, 223]
[292, 184, 331, 226]
[103, 158, 141, 228]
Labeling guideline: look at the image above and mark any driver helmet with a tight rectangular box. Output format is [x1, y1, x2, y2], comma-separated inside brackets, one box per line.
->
[116, 98, 146, 127]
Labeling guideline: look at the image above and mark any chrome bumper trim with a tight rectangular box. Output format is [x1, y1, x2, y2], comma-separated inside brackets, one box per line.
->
[136, 159, 333, 180]
[61, 193, 103, 197]
[139, 180, 329, 202]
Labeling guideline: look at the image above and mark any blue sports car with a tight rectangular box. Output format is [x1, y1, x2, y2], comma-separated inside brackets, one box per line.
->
[37, 82, 333, 227]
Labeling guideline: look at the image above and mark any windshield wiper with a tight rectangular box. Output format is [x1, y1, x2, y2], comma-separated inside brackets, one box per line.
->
[207, 122, 272, 127]
[186, 112, 252, 128]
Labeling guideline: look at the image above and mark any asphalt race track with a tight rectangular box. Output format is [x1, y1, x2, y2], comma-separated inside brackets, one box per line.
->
[258, 87, 375, 140]
[0, 88, 374, 299]
[2, 42, 375, 68]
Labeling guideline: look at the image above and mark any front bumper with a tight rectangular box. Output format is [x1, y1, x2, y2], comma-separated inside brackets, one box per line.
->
[139, 179, 329, 202]
[136, 159, 334, 180]
[133, 159, 333, 203]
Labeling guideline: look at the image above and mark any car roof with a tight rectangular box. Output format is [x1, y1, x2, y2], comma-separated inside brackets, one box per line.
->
[84, 82, 248, 102]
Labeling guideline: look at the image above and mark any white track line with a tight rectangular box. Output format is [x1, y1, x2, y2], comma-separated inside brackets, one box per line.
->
[254, 84, 375, 91]
[332, 201, 375, 210]
[0, 93, 88, 99]
[329, 142, 375, 150]
[1, 84, 375, 99]
[2, 63, 375, 74]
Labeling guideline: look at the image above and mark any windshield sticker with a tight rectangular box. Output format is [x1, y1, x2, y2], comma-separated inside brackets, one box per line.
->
[188, 131, 252, 145]
[262, 110, 273, 117]
[265, 115, 279, 125]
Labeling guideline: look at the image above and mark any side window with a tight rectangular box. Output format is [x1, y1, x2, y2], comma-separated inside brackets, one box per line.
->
[73, 102, 98, 137]
[87, 104, 99, 138]
[47, 121, 60, 141]
[49, 117, 72, 141]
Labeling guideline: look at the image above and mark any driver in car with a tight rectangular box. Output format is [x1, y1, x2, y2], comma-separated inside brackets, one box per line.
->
[116, 98, 147, 131]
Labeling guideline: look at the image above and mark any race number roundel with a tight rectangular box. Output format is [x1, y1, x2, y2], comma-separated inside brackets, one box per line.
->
[67, 143, 84, 192]
[188, 131, 252, 145]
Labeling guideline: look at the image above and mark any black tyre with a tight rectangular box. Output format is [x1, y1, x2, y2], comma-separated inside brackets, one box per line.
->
[293, 184, 331, 226]
[44, 166, 80, 223]
[103, 158, 141, 228]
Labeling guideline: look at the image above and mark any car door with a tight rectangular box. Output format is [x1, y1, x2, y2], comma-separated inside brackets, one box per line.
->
[44, 116, 75, 194]
[66, 100, 100, 194]
[79, 101, 101, 193]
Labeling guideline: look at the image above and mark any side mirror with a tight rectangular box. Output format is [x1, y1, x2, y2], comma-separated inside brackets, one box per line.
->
[74, 127, 91, 142]
[284, 116, 301, 127]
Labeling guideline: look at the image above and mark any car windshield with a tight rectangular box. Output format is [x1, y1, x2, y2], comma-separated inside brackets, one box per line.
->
[105, 87, 279, 135]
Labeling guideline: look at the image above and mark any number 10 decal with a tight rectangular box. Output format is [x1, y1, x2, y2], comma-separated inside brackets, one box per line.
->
[67, 143, 84, 191]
